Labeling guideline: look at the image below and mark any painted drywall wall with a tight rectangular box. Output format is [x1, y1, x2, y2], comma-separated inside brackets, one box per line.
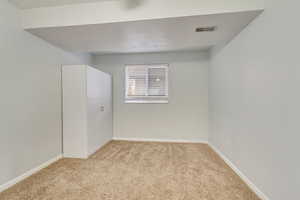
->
[93, 51, 209, 142]
[209, 0, 300, 199]
[0, 0, 90, 186]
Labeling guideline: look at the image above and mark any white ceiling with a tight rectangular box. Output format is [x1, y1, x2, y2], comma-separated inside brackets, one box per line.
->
[9, 0, 115, 9]
[27, 11, 261, 55]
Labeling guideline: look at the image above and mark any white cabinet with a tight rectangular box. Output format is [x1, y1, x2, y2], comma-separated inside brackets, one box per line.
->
[62, 65, 112, 159]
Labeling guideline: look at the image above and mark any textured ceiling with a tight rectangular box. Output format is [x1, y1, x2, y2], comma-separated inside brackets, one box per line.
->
[9, 0, 116, 9]
[27, 11, 261, 55]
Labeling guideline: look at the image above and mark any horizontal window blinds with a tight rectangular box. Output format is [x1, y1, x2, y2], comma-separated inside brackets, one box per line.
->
[125, 65, 168, 103]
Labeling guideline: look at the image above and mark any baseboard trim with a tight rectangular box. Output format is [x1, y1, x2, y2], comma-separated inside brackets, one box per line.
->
[113, 137, 208, 144]
[0, 155, 62, 193]
[208, 144, 269, 200]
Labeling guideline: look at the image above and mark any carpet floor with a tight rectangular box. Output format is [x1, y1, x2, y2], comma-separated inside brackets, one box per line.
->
[0, 141, 260, 200]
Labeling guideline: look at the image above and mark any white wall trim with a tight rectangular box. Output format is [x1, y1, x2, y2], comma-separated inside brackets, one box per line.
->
[208, 144, 269, 200]
[114, 137, 208, 144]
[0, 155, 62, 193]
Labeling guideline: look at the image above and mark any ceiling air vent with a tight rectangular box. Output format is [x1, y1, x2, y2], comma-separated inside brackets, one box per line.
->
[195, 26, 217, 32]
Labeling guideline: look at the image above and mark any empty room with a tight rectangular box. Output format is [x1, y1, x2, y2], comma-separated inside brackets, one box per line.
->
[0, 0, 298, 199]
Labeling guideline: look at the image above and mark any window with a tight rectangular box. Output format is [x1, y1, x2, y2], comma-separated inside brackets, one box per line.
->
[125, 64, 169, 103]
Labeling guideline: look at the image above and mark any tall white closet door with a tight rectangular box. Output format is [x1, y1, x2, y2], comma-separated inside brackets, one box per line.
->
[86, 67, 112, 156]
[62, 66, 88, 158]
[101, 73, 113, 147]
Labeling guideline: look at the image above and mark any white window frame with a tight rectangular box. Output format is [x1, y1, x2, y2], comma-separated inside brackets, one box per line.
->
[125, 64, 169, 104]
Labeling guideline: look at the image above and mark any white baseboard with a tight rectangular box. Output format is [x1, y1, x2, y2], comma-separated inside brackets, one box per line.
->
[0, 155, 62, 193]
[113, 137, 208, 144]
[208, 144, 269, 200]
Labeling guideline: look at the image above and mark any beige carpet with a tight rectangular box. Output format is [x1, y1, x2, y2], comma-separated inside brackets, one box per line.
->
[0, 141, 260, 200]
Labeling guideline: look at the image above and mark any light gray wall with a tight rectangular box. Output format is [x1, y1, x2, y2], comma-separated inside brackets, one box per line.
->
[93, 51, 209, 142]
[0, 0, 90, 185]
[209, 0, 300, 199]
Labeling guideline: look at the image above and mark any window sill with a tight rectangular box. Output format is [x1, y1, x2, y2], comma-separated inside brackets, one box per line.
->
[125, 100, 169, 104]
